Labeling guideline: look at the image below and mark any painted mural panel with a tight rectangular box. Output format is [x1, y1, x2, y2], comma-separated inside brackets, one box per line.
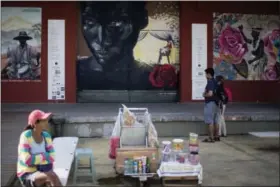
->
[1, 7, 42, 81]
[77, 2, 179, 90]
[213, 13, 280, 80]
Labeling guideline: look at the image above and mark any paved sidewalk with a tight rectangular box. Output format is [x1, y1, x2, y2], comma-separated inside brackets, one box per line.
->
[71, 136, 279, 186]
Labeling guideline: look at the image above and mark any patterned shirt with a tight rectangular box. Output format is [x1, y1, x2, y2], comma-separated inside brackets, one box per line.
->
[17, 130, 55, 181]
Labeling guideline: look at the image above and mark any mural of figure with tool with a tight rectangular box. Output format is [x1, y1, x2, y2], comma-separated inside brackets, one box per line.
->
[238, 25, 266, 80]
[157, 36, 173, 64]
[2, 31, 41, 80]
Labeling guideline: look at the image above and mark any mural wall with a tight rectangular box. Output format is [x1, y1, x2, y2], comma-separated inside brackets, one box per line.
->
[77, 2, 180, 90]
[213, 13, 280, 80]
[1, 7, 42, 81]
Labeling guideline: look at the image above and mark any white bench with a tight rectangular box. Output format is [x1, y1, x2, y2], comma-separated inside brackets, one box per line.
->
[249, 131, 280, 138]
[53, 137, 79, 186]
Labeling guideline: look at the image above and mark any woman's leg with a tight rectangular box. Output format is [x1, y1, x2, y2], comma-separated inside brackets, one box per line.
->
[218, 106, 222, 136]
[23, 171, 50, 187]
[46, 171, 62, 187]
[24, 171, 61, 187]
[222, 105, 227, 136]
[214, 103, 221, 141]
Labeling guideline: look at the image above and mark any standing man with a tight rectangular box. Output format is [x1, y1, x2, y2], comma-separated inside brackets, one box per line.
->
[202, 68, 219, 143]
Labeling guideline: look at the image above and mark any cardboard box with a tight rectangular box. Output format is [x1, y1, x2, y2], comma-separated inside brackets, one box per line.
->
[115, 147, 159, 174]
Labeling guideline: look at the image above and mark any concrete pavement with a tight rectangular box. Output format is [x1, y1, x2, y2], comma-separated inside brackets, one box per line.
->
[70, 136, 279, 186]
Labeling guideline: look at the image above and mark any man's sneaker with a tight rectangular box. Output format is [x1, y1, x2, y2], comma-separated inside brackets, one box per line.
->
[214, 137, 220, 141]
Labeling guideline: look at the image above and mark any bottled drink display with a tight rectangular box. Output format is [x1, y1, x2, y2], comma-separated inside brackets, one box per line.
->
[124, 156, 152, 175]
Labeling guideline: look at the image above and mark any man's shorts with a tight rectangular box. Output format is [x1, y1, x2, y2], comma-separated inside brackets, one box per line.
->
[204, 101, 218, 125]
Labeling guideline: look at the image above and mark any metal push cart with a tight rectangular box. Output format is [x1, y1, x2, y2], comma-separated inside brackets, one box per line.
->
[115, 107, 158, 187]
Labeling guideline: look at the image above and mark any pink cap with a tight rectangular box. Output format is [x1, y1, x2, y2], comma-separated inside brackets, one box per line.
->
[28, 110, 52, 125]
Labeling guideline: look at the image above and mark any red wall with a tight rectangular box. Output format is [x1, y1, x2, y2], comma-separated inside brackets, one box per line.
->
[2, 1, 279, 103]
[180, 1, 280, 103]
[1, 1, 78, 103]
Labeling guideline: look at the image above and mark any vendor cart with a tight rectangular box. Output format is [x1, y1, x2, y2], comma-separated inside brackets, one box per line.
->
[112, 107, 160, 187]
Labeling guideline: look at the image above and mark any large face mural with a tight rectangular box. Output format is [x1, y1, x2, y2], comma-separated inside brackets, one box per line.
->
[213, 13, 280, 81]
[77, 2, 180, 90]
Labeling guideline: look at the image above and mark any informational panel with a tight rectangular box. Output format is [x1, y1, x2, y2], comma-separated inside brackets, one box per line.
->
[48, 20, 65, 100]
[192, 79, 207, 100]
[191, 24, 208, 100]
[191, 23, 207, 80]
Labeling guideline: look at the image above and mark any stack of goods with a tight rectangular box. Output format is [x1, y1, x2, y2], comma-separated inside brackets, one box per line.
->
[158, 138, 202, 176]
[161, 141, 171, 162]
[124, 154, 156, 175]
[172, 139, 187, 163]
[188, 133, 200, 165]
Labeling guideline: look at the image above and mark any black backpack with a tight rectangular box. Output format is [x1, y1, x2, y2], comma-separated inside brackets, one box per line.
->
[216, 83, 228, 104]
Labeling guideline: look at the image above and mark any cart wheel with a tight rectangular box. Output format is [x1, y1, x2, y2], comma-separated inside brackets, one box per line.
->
[137, 180, 150, 187]
[139, 181, 145, 187]
[143, 181, 150, 187]
[160, 178, 165, 187]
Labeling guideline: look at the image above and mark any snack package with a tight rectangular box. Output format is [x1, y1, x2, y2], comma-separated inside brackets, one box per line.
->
[145, 113, 159, 148]
[122, 104, 136, 126]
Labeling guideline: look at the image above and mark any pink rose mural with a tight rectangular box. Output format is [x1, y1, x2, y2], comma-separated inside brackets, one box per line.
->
[218, 24, 248, 64]
[262, 64, 280, 81]
[263, 29, 280, 62]
[213, 13, 280, 81]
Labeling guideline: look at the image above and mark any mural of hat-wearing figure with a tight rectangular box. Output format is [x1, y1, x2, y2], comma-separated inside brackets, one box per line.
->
[77, 1, 151, 90]
[2, 31, 41, 80]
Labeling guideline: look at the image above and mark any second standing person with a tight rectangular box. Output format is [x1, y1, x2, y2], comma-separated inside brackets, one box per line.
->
[215, 75, 228, 137]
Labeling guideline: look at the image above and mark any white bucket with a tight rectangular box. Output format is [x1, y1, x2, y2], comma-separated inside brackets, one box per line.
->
[172, 139, 184, 151]
[189, 133, 198, 145]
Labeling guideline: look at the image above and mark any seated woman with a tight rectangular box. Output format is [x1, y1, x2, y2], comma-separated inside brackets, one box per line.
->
[17, 110, 62, 187]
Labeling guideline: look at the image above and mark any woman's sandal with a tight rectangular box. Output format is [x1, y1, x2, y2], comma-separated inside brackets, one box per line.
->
[202, 138, 215, 143]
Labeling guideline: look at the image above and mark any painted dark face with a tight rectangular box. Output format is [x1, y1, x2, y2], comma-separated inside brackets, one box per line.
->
[81, 2, 148, 68]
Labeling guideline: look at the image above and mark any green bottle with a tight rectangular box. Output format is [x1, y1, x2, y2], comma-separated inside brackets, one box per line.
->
[146, 157, 150, 173]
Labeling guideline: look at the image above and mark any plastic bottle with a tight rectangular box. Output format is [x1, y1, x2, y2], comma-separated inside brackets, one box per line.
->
[138, 160, 142, 174]
[124, 158, 129, 175]
[133, 160, 138, 173]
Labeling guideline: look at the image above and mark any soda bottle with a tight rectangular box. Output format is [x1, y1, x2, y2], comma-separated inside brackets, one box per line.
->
[124, 158, 129, 175]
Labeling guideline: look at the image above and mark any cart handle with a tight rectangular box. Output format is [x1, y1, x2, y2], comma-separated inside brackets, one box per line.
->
[119, 108, 148, 113]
